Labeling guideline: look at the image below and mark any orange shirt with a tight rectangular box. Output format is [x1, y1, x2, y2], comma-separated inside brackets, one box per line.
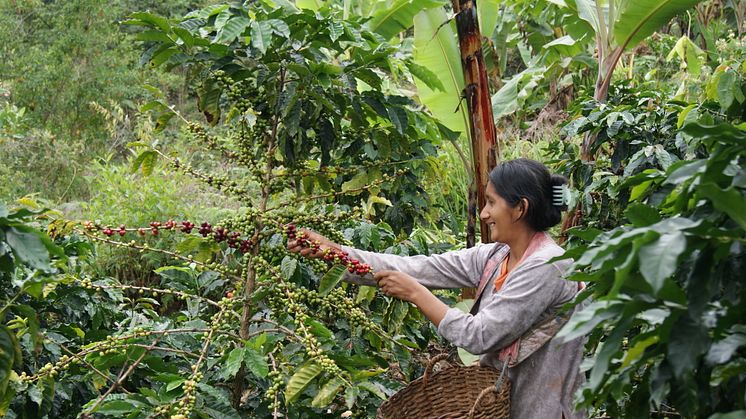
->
[494, 254, 510, 292]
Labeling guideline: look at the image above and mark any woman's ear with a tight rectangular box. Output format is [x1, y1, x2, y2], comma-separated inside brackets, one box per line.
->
[513, 198, 529, 223]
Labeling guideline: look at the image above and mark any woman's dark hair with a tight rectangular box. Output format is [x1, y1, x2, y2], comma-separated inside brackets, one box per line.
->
[487, 158, 568, 231]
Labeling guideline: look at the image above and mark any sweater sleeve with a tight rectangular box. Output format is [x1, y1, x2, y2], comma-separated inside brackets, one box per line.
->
[436, 258, 570, 355]
[340, 244, 501, 289]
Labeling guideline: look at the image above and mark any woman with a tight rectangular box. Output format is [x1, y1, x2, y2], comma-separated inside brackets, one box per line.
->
[289, 159, 586, 418]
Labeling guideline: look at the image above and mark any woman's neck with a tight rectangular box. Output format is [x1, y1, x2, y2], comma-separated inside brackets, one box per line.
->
[506, 229, 538, 268]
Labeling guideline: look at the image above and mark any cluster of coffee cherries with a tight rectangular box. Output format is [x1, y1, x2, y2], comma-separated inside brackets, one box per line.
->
[167, 156, 249, 199]
[324, 287, 374, 332]
[213, 69, 259, 114]
[83, 220, 196, 237]
[186, 121, 229, 155]
[192, 221, 254, 253]
[283, 224, 372, 275]
[266, 280, 378, 342]
[173, 372, 202, 417]
[83, 220, 254, 254]
[266, 282, 341, 375]
[234, 118, 270, 166]
[264, 369, 284, 410]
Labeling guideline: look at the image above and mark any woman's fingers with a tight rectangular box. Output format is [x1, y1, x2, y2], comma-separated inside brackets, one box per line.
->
[374, 270, 393, 283]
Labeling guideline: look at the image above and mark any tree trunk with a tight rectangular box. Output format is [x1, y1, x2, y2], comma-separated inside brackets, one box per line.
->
[451, 0, 498, 298]
[451, 0, 498, 244]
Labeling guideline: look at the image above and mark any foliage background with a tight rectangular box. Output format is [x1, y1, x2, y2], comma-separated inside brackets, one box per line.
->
[1, 0, 745, 418]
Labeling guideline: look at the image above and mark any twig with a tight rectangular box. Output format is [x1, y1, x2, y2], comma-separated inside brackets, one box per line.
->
[86, 337, 162, 414]
[269, 353, 280, 419]
[81, 231, 243, 283]
[265, 177, 389, 212]
[58, 342, 127, 394]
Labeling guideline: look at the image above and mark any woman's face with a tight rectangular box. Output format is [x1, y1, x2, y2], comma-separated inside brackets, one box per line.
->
[479, 181, 524, 243]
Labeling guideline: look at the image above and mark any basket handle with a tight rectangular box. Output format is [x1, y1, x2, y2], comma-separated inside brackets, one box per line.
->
[421, 353, 450, 387]
[466, 355, 510, 419]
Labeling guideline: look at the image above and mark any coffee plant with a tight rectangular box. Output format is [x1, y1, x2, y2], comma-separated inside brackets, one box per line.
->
[2, 3, 461, 418]
[547, 59, 746, 417]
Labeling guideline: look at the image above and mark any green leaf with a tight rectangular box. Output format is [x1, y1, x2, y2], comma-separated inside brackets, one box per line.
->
[295, 0, 324, 10]
[666, 35, 704, 76]
[216, 15, 251, 44]
[341, 171, 369, 194]
[612, 0, 703, 51]
[166, 378, 186, 392]
[131, 150, 158, 176]
[358, 381, 386, 399]
[311, 377, 345, 408]
[129, 12, 171, 32]
[413, 8, 467, 135]
[386, 105, 408, 135]
[280, 256, 298, 280]
[0, 326, 21, 399]
[5, 227, 50, 271]
[717, 70, 738, 110]
[172, 27, 194, 48]
[491, 73, 520, 119]
[665, 159, 706, 185]
[558, 300, 623, 342]
[573, 0, 601, 36]
[356, 285, 377, 304]
[222, 348, 244, 379]
[706, 333, 746, 365]
[267, 19, 290, 38]
[708, 411, 746, 419]
[319, 265, 346, 296]
[306, 319, 333, 340]
[328, 20, 344, 42]
[243, 347, 269, 378]
[141, 151, 158, 176]
[150, 47, 179, 67]
[198, 79, 222, 125]
[345, 386, 359, 409]
[625, 203, 660, 226]
[285, 362, 322, 403]
[135, 30, 173, 43]
[621, 334, 659, 367]
[638, 231, 686, 293]
[251, 20, 273, 54]
[668, 314, 709, 379]
[476, 0, 500, 39]
[366, 0, 445, 40]
[383, 299, 409, 333]
[698, 183, 746, 230]
[406, 61, 444, 92]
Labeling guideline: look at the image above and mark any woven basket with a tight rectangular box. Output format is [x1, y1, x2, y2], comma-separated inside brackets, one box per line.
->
[377, 354, 510, 419]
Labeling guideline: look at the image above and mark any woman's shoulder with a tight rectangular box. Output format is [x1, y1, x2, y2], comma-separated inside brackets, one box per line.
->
[521, 239, 571, 270]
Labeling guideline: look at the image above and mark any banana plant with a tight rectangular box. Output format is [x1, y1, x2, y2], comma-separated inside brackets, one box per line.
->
[569, 0, 704, 158]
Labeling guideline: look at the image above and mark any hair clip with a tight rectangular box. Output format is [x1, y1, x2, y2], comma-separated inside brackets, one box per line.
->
[552, 184, 571, 207]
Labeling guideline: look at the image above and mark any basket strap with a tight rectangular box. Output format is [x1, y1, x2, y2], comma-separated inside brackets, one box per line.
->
[495, 354, 510, 392]
[467, 386, 498, 419]
[466, 355, 511, 419]
[422, 353, 450, 387]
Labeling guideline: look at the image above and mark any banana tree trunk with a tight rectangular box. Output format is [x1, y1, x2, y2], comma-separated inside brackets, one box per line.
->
[451, 0, 499, 247]
[451, 0, 498, 299]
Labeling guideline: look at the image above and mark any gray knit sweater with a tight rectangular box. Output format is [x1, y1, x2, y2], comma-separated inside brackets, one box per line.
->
[342, 238, 587, 419]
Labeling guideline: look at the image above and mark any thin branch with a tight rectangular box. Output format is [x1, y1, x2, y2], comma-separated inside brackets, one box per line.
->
[265, 177, 389, 212]
[82, 231, 243, 283]
[86, 337, 162, 414]
[58, 342, 127, 394]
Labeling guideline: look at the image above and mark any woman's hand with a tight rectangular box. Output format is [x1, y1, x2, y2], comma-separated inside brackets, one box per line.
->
[375, 270, 449, 327]
[374, 270, 428, 303]
[286, 229, 340, 258]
